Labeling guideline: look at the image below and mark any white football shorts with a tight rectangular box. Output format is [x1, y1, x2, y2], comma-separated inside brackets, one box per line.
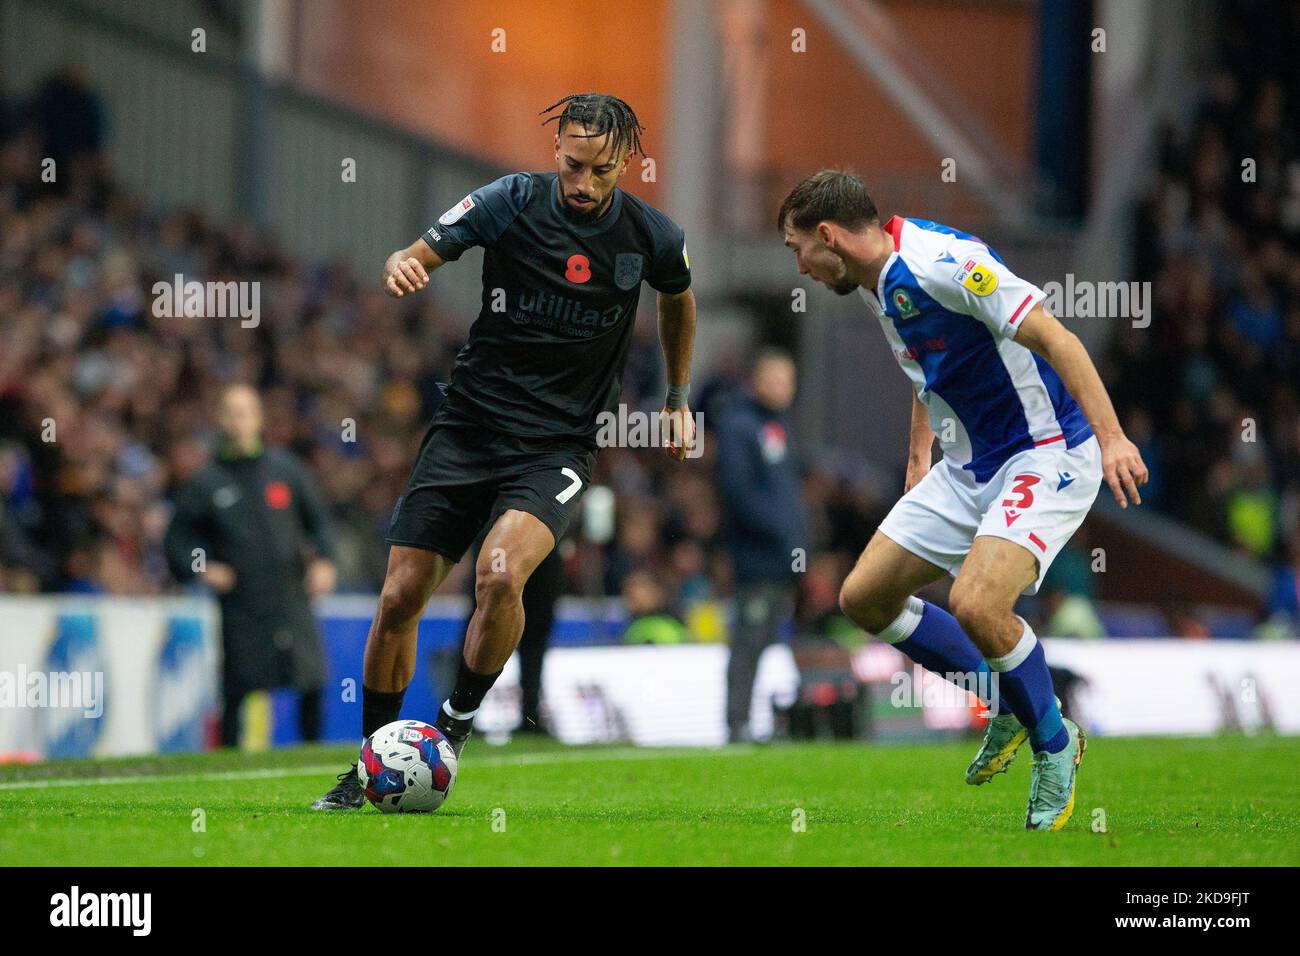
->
[878, 434, 1102, 594]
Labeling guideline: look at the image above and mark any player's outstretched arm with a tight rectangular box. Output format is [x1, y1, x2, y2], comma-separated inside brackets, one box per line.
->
[1014, 304, 1149, 508]
[905, 391, 936, 492]
[382, 238, 445, 298]
[657, 288, 697, 461]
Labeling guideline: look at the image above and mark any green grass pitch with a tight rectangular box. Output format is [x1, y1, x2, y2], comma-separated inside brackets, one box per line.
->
[1, 735, 1296, 866]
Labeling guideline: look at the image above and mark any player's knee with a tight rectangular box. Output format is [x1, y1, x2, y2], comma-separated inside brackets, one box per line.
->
[948, 584, 999, 639]
[839, 578, 893, 634]
[475, 566, 523, 607]
[374, 579, 426, 634]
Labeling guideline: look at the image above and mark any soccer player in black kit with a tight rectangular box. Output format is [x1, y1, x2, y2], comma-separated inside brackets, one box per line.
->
[313, 93, 696, 809]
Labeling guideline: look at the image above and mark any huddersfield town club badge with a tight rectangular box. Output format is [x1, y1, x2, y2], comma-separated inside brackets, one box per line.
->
[614, 252, 644, 290]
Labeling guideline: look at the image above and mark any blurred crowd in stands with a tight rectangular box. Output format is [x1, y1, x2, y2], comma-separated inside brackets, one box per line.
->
[0, 65, 886, 635]
[1119, 0, 1300, 627]
[2, 35, 1298, 640]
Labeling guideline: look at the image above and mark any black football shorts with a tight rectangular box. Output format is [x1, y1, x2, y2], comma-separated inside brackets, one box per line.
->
[386, 410, 596, 562]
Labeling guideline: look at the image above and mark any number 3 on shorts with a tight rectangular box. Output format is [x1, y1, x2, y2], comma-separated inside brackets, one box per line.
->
[1001, 473, 1040, 509]
[556, 467, 583, 504]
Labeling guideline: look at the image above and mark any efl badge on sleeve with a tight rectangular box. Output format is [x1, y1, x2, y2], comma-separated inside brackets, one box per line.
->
[439, 194, 475, 226]
[954, 258, 998, 296]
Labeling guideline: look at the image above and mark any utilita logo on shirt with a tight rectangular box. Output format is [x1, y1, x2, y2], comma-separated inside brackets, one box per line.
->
[511, 289, 626, 337]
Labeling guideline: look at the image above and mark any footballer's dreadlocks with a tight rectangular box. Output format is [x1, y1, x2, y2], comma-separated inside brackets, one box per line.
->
[541, 93, 646, 159]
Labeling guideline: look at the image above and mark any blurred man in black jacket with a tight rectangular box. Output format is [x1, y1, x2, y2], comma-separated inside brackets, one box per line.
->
[165, 384, 338, 747]
[716, 349, 809, 742]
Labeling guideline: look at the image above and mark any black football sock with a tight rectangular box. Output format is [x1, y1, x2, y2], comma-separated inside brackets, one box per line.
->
[362, 685, 406, 738]
[443, 656, 503, 724]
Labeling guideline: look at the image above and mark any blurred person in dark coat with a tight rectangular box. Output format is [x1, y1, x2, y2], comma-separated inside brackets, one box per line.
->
[30, 63, 104, 182]
[716, 349, 809, 742]
[165, 384, 338, 747]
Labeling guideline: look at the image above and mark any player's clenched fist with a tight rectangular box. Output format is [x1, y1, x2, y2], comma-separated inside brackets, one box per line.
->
[383, 255, 429, 298]
[660, 406, 696, 461]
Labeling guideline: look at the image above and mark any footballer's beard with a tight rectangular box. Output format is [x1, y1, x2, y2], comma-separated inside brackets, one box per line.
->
[560, 188, 613, 224]
[826, 261, 858, 296]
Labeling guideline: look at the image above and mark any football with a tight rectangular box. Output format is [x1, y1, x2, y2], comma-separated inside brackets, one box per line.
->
[357, 720, 458, 813]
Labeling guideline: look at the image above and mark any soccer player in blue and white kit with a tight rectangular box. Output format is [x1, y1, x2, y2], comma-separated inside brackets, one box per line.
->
[778, 171, 1148, 829]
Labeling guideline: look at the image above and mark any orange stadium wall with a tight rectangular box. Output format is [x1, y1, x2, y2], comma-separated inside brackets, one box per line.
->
[292, 0, 1037, 228]
[762, 0, 1036, 215]
[294, 0, 673, 207]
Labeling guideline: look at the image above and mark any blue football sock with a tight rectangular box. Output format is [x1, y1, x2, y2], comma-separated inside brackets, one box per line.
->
[878, 597, 1002, 716]
[987, 621, 1067, 753]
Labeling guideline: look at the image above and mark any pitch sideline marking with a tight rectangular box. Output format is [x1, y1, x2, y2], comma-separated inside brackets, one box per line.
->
[0, 745, 758, 791]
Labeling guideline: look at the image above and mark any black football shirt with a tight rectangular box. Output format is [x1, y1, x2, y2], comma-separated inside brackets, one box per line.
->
[422, 172, 691, 443]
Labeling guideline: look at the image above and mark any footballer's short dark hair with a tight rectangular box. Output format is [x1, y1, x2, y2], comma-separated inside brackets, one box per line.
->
[777, 169, 879, 234]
